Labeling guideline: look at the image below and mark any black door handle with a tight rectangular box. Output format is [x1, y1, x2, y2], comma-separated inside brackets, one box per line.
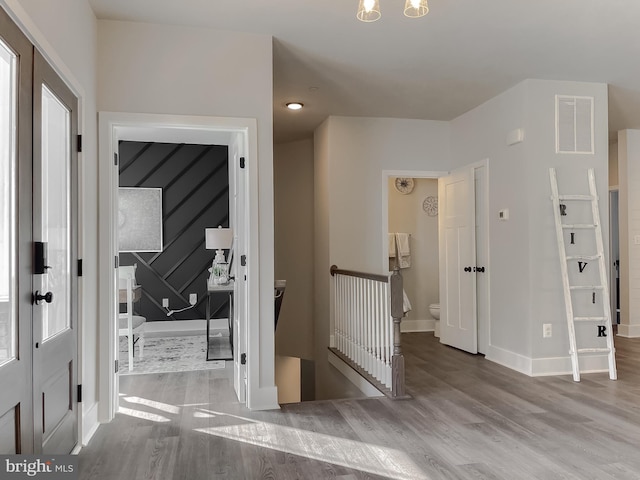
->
[476, 267, 485, 273]
[464, 266, 472, 272]
[34, 291, 53, 305]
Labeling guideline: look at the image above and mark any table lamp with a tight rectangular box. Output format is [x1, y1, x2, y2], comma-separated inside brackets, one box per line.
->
[205, 226, 233, 285]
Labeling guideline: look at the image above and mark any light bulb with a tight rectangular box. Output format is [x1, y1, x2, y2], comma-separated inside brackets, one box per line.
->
[357, 0, 381, 22]
[404, 0, 428, 18]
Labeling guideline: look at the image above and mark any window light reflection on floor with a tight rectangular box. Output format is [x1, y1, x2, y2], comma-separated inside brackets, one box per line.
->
[194, 412, 429, 480]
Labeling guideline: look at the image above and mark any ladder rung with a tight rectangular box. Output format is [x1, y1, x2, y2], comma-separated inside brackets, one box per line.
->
[561, 224, 597, 229]
[574, 316, 607, 322]
[566, 255, 601, 261]
[570, 285, 604, 290]
[576, 348, 611, 354]
[558, 195, 596, 201]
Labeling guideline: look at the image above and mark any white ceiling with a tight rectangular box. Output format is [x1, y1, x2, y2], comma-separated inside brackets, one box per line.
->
[88, 0, 640, 144]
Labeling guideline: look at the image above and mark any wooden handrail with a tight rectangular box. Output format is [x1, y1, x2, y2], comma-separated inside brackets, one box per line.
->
[330, 265, 389, 283]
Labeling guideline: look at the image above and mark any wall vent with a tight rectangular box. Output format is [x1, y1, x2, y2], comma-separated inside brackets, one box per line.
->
[555, 95, 594, 154]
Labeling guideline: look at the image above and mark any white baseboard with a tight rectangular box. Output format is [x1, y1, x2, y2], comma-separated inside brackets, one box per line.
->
[617, 323, 640, 338]
[248, 386, 280, 411]
[485, 345, 533, 376]
[401, 318, 435, 333]
[327, 350, 384, 398]
[530, 355, 609, 376]
[485, 345, 610, 377]
[82, 401, 100, 446]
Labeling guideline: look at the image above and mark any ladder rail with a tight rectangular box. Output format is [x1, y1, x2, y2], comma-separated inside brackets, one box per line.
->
[549, 168, 581, 381]
[587, 169, 617, 380]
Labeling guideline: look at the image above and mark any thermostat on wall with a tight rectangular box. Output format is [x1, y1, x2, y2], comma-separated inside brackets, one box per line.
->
[499, 209, 509, 221]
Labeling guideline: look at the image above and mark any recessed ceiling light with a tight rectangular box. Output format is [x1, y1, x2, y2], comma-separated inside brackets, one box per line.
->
[286, 102, 304, 111]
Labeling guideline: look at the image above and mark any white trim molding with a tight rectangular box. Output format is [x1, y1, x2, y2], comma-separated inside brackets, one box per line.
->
[401, 319, 435, 333]
[617, 324, 640, 338]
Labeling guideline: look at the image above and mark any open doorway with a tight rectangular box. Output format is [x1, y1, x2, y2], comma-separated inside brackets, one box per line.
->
[115, 140, 231, 376]
[382, 161, 489, 357]
[97, 112, 261, 422]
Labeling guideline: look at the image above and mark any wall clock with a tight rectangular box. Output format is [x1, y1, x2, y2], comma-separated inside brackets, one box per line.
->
[394, 177, 415, 194]
[423, 196, 438, 216]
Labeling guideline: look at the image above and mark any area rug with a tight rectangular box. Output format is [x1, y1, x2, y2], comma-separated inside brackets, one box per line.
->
[119, 335, 225, 375]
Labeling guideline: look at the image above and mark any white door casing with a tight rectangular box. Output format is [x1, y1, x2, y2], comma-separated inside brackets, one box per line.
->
[439, 166, 478, 354]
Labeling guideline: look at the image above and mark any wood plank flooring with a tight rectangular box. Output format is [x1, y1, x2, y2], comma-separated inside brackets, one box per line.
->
[78, 333, 640, 479]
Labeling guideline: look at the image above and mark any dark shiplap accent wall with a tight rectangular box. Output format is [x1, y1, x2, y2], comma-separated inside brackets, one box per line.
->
[119, 141, 229, 321]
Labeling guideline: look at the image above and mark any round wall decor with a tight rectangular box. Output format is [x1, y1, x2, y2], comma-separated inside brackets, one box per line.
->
[423, 196, 438, 216]
[394, 177, 415, 194]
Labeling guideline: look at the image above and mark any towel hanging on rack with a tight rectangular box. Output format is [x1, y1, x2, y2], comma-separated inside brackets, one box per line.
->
[395, 233, 411, 268]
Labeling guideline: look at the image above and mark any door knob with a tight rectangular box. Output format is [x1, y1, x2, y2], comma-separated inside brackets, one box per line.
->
[34, 291, 53, 305]
[477, 267, 485, 273]
[464, 266, 472, 272]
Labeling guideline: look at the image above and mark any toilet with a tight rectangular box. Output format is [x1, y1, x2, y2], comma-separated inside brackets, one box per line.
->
[429, 303, 440, 337]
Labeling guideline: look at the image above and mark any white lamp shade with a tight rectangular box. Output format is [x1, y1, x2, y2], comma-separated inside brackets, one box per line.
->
[205, 227, 233, 250]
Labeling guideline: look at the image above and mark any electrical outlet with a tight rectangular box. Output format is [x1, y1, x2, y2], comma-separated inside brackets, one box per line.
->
[162, 298, 169, 308]
[543, 323, 552, 338]
[189, 293, 197, 305]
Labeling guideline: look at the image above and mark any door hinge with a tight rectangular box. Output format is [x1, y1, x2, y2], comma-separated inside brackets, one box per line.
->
[77, 134, 82, 153]
[240, 255, 247, 267]
[77, 259, 83, 277]
[115, 256, 119, 268]
[114, 152, 118, 166]
[77, 384, 82, 403]
[239, 157, 245, 169]
[240, 353, 247, 365]
[115, 360, 119, 373]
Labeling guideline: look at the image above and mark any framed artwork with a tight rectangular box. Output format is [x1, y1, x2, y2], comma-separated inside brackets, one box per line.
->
[118, 187, 163, 252]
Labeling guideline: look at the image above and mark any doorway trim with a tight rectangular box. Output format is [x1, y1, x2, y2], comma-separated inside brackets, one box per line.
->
[97, 111, 259, 422]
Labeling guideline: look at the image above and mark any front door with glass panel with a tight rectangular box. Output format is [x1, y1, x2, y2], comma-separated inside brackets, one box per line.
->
[32, 50, 79, 454]
[0, 7, 79, 454]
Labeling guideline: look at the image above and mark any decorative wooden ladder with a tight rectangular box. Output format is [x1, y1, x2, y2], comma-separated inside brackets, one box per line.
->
[549, 168, 617, 382]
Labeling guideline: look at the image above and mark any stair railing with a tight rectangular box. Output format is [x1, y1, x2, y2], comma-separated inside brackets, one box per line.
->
[330, 265, 406, 397]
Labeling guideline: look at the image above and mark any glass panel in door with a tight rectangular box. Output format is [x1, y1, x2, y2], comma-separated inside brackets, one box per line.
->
[0, 38, 17, 366]
[39, 85, 71, 342]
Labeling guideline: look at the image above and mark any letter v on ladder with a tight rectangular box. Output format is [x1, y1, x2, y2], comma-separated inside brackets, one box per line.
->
[549, 168, 617, 382]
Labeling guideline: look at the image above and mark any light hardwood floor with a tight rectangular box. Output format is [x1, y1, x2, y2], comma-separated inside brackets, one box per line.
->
[79, 333, 640, 479]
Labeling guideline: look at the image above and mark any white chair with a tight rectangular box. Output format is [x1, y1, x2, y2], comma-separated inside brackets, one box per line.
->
[119, 265, 146, 371]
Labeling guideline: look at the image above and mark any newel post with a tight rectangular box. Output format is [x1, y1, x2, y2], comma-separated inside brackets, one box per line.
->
[390, 266, 405, 397]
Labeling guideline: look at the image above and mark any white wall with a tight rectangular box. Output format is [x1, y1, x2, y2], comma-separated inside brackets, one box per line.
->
[1, 0, 100, 442]
[274, 139, 315, 360]
[618, 130, 640, 338]
[314, 116, 450, 396]
[97, 20, 277, 408]
[388, 177, 439, 330]
[451, 79, 610, 374]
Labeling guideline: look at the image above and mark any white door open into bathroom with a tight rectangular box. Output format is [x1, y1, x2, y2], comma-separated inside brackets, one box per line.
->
[438, 161, 489, 355]
[439, 166, 478, 353]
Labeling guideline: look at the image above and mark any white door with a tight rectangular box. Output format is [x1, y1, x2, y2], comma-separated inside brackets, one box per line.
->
[32, 50, 79, 454]
[439, 166, 477, 353]
[231, 141, 247, 403]
[0, 10, 34, 453]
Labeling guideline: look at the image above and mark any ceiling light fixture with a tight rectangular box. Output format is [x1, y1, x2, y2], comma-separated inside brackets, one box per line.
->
[357, 0, 428, 22]
[286, 102, 304, 110]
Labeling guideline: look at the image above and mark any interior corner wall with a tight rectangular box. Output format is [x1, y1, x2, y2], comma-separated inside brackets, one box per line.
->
[450, 79, 610, 375]
[450, 82, 532, 364]
[313, 116, 449, 396]
[523, 80, 609, 370]
[324, 116, 450, 274]
[97, 20, 277, 407]
[274, 138, 315, 360]
[618, 130, 640, 338]
[2, 0, 100, 441]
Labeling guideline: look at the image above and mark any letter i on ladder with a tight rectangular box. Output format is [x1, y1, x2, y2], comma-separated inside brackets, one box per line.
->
[549, 167, 617, 382]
